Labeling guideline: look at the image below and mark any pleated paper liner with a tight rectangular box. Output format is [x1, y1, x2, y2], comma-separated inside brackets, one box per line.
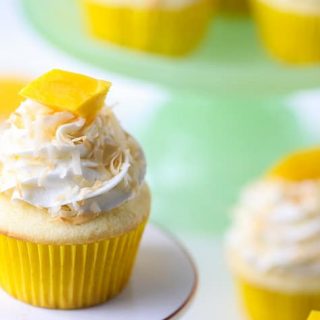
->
[0, 221, 146, 309]
[252, 0, 320, 64]
[237, 278, 320, 320]
[80, 0, 211, 57]
[308, 311, 320, 320]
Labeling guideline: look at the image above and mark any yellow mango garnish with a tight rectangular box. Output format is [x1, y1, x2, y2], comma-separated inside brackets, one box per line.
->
[19, 69, 111, 119]
[268, 148, 320, 181]
[307, 311, 320, 320]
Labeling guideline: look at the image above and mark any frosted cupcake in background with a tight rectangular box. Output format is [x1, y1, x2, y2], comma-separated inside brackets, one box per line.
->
[80, 0, 212, 57]
[251, 0, 320, 64]
[0, 69, 151, 309]
[227, 149, 320, 320]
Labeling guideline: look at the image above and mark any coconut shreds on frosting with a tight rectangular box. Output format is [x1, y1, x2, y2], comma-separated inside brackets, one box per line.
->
[227, 179, 320, 277]
[0, 99, 146, 223]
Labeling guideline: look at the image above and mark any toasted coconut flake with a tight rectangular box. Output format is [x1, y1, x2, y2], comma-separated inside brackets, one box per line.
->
[110, 150, 125, 175]
[38, 167, 50, 187]
[72, 201, 80, 211]
[15, 178, 23, 198]
[71, 151, 82, 175]
[11, 112, 24, 129]
[90, 201, 101, 213]
[81, 160, 98, 168]
[72, 135, 86, 145]
[48, 205, 64, 217]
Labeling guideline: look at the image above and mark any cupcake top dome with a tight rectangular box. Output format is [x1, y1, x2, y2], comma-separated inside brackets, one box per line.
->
[227, 149, 320, 289]
[0, 70, 146, 223]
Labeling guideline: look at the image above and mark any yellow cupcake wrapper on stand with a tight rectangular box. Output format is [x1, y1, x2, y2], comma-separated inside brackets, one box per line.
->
[218, 0, 249, 14]
[237, 279, 320, 320]
[81, 0, 211, 56]
[308, 311, 320, 320]
[0, 221, 146, 309]
[252, 0, 320, 64]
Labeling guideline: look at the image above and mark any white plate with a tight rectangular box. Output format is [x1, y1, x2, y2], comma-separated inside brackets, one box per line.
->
[0, 224, 197, 320]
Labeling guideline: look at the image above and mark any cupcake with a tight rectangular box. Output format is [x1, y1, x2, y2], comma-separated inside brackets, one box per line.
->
[80, 0, 212, 57]
[251, 0, 320, 64]
[217, 0, 249, 14]
[0, 69, 151, 309]
[227, 149, 320, 320]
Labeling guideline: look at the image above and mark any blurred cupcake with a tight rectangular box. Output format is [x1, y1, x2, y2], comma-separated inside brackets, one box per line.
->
[0, 78, 25, 120]
[308, 311, 320, 320]
[218, 0, 249, 14]
[0, 69, 151, 309]
[80, 0, 212, 57]
[227, 149, 320, 320]
[252, 0, 320, 64]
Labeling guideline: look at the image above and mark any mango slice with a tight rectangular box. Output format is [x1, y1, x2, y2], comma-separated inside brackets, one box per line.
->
[268, 148, 320, 181]
[19, 69, 111, 119]
[308, 311, 320, 320]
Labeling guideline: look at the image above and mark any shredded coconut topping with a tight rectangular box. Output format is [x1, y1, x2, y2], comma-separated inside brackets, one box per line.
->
[0, 100, 146, 222]
[227, 179, 320, 276]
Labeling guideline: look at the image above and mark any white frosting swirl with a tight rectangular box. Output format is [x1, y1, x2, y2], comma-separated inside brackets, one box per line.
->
[0, 100, 146, 222]
[227, 180, 320, 276]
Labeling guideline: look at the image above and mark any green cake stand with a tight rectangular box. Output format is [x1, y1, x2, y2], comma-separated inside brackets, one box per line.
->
[22, 0, 320, 97]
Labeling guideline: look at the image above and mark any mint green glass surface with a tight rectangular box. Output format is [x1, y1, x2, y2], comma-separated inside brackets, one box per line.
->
[136, 93, 307, 233]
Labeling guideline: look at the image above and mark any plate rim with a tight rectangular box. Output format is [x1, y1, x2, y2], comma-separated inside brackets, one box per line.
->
[151, 223, 199, 320]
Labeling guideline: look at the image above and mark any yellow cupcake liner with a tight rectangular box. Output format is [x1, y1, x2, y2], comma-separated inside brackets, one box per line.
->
[237, 278, 320, 320]
[0, 221, 146, 309]
[81, 0, 211, 56]
[252, 0, 320, 64]
[308, 311, 320, 320]
[218, 0, 249, 14]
